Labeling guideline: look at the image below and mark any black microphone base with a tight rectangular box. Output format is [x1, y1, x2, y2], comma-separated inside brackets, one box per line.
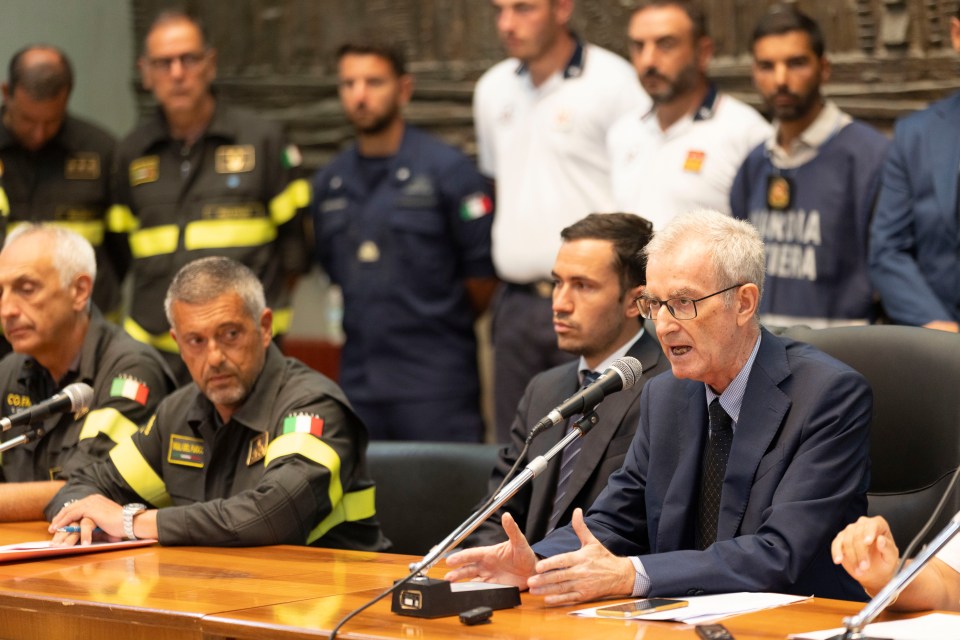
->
[391, 576, 520, 619]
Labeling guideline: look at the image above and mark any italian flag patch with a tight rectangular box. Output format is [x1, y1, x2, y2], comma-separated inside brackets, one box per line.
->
[282, 414, 324, 437]
[110, 376, 149, 406]
[282, 144, 302, 169]
[459, 192, 493, 221]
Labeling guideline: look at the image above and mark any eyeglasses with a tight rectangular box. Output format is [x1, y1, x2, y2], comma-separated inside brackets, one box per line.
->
[146, 51, 208, 73]
[635, 284, 745, 320]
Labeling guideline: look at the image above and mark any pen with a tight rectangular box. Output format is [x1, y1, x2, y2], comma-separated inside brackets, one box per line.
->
[56, 526, 104, 534]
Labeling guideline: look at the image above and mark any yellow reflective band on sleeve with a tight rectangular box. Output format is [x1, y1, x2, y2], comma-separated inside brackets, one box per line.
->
[124, 317, 180, 354]
[269, 178, 310, 226]
[8, 220, 105, 246]
[265, 432, 376, 543]
[130, 225, 179, 258]
[183, 218, 277, 250]
[106, 204, 139, 233]
[272, 307, 292, 335]
[109, 437, 172, 508]
[79, 407, 140, 444]
[0, 188, 9, 216]
[307, 486, 376, 544]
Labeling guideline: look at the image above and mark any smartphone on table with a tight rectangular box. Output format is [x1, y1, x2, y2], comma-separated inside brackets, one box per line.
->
[595, 598, 688, 618]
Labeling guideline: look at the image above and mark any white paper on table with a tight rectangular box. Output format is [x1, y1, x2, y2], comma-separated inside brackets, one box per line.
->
[572, 592, 809, 623]
[790, 612, 960, 640]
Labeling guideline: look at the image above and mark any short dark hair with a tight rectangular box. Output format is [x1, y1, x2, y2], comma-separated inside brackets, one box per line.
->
[336, 43, 407, 77]
[751, 4, 825, 58]
[560, 213, 654, 295]
[631, 0, 709, 40]
[7, 45, 73, 99]
[144, 9, 211, 54]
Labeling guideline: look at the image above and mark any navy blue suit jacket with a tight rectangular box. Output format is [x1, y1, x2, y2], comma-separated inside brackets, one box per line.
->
[870, 92, 960, 326]
[534, 329, 871, 600]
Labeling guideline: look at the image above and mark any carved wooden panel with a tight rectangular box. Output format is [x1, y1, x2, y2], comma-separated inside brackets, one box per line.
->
[132, 0, 960, 168]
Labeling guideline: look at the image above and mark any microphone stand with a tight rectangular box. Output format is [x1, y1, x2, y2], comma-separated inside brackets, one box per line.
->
[392, 409, 601, 618]
[0, 424, 51, 454]
[830, 512, 960, 639]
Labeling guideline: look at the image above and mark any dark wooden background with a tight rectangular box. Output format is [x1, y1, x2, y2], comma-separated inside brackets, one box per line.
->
[132, 0, 960, 171]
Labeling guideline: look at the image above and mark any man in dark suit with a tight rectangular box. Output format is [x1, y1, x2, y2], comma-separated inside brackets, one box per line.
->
[446, 208, 871, 602]
[465, 212, 667, 548]
[869, 8, 960, 333]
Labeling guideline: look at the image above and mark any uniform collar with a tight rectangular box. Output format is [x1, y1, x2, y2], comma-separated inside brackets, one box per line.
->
[134, 97, 233, 151]
[16, 307, 104, 390]
[514, 35, 585, 80]
[765, 99, 851, 168]
[641, 83, 720, 128]
[0, 107, 75, 153]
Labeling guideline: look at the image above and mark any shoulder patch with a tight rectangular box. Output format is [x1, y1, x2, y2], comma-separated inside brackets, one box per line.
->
[281, 413, 324, 437]
[459, 192, 493, 221]
[110, 375, 150, 406]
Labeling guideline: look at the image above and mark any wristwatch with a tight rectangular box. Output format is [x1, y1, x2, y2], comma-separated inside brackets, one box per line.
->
[122, 503, 147, 540]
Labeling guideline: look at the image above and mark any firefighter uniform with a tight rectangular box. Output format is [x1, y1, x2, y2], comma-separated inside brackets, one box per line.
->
[107, 105, 310, 378]
[0, 308, 176, 482]
[0, 113, 126, 316]
[47, 344, 387, 550]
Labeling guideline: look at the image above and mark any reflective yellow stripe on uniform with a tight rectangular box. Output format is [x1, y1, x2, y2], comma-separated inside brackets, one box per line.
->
[272, 307, 292, 335]
[130, 225, 180, 258]
[7, 219, 105, 246]
[109, 437, 172, 508]
[79, 407, 140, 443]
[265, 432, 376, 544]
[269, 178, 311, 226]
[106, 204, 139, 233]
[124, 317, 180, 354]
[184, 218, 277, 250]
[0, 187, 9, 216]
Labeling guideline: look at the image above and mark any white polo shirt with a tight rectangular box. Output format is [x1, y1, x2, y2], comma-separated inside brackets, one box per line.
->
[474, 42, 647, 283]
[607, 87, 771, 230]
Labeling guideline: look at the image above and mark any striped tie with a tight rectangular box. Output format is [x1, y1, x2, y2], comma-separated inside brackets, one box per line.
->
[546, 370, 601, 532]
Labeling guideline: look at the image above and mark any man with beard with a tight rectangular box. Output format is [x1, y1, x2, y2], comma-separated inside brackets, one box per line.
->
[107, 11, 311, 383]
[311, 43, 496, 442]
[730, 5, 888, 328]
[46, 257, 387, 551]
[608, 0, 770, 230]
[476, 0, 646, 443]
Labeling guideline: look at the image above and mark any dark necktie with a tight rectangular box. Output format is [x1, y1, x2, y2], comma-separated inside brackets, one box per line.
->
[697, 398, 733, 550]
[546, 370, 601, 532]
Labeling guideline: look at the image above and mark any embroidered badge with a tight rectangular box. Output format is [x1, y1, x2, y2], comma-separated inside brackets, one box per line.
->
[459, 193, 493, 221]
[247, 431, 270, 466]
[282, 413, 324, 437]
[110, 375, 150, 406]
[168, 434, 205, 468]
[65, 153, 101, 180]
[130, 155, 159, 186]
[683, 150, 706, 173]
[215, 145, 256, 173]
[767, 174, 793, 211]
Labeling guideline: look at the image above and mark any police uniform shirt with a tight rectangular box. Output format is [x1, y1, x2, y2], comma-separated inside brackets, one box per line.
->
[47, 344, 387, 551]
[0, 308, 176, 482]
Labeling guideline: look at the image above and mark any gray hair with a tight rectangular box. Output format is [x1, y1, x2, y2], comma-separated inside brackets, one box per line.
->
[4, 223, 97, 291]
[644, 209, 765, 309]
[164, 257, 266, 327]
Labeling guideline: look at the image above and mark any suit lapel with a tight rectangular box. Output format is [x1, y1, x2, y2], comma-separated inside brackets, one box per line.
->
[929, 95, 960, 230]
[717, 330, 791, 541]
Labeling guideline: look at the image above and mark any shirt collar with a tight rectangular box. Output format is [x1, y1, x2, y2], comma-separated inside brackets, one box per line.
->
[765, 99, 851, 166]
[577, 327, 645, 377]
[705, 332, 762, 428]
[641, 83, 720, 127]
[514, 35, 585, 80]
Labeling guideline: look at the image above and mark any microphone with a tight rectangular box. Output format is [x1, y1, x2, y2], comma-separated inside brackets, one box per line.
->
[528, 356, 643, 440]
[0, 382, 94, 432]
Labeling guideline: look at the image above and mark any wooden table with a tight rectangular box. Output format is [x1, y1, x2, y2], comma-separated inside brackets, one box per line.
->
[0, 523, 946, 640]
